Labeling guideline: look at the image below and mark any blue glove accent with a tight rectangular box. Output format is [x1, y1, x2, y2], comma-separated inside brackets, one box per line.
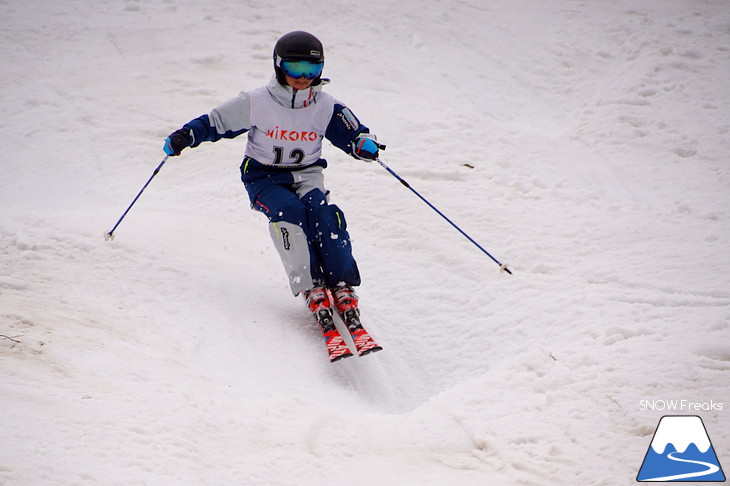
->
[163, 137, 176, 156]
[358, 138, 378, 154]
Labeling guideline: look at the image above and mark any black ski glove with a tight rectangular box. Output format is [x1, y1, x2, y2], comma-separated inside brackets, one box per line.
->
[163, 129, 193, 156]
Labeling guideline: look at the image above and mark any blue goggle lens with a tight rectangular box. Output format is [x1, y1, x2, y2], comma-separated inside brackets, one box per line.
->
[280, 59, 324, 80]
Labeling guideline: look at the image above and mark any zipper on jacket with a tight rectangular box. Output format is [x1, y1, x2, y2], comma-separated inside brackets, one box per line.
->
[290, 87, 315, 108]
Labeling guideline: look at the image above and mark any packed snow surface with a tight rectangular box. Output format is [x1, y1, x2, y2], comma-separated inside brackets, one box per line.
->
[2, 1, 729, 485]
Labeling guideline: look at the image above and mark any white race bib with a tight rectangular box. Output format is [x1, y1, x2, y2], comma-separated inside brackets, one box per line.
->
[245, 86, 335, 167]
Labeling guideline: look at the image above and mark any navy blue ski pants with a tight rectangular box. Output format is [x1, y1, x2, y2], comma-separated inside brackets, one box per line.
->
[241, 158, 361, 294]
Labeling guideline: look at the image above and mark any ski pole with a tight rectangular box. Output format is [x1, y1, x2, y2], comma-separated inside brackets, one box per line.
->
[104, 155, 169, 241]
[375, 158, 512, 275]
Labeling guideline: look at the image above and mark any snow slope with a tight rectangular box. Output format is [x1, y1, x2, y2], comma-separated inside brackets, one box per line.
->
[2, 1, 729, 485]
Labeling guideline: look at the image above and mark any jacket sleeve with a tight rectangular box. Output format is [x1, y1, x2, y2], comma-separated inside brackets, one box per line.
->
[183, 91, 252, 147]
[325, 103, 370, 155]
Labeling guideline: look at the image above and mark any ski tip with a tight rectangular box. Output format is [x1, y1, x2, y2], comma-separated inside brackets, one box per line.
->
[330, 351, 354, 363]
[358, 345, 383, 357]
[103, 231, 115, 241]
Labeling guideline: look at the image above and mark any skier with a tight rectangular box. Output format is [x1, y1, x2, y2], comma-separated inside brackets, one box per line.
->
[162, 31, 383, 360]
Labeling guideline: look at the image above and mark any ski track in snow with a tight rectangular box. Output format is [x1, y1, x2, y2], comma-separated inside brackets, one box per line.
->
[2, 1, 729, 485]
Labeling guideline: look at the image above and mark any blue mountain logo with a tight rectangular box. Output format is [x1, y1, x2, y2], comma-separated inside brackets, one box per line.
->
[637, 415, 726, 482]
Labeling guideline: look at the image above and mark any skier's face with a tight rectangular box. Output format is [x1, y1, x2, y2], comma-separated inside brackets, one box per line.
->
[285, 74, 313, 90]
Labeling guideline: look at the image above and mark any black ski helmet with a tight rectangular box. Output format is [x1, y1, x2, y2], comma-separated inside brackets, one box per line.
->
[273, 31, 324, 85]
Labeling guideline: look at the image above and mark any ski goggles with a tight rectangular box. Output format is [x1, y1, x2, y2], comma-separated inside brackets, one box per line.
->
[279, 59, 324, 80]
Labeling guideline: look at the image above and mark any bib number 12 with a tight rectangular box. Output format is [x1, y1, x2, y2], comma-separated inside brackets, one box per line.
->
[273, 146, 304, 165]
